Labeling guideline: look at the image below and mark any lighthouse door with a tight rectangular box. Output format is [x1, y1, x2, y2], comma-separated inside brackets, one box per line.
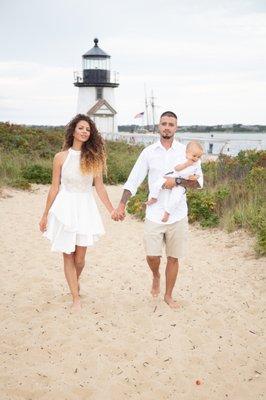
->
[94, 116, 113, 133]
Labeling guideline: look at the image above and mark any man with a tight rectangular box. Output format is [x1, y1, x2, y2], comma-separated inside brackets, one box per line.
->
[116, 111, 203, 308]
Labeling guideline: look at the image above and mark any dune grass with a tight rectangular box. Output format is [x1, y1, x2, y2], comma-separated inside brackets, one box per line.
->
[0, 122, 265, 255]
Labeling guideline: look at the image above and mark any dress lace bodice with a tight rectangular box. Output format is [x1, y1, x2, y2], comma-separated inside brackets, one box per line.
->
[61, 148, 93, 193]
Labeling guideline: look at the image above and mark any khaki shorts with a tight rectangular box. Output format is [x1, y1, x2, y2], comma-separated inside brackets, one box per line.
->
[143, 217, 188, 259]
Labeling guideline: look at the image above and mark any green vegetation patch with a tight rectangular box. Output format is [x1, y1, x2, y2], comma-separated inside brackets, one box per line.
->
[0, 122, 265, 255]
[126, 150, 266, 256]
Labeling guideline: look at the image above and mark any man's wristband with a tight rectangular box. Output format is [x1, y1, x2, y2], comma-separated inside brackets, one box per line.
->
[175, 177, 182, 186]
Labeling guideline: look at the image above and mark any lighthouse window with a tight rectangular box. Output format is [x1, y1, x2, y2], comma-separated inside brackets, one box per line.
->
[96, 87, 103, 100]
[83, 58, 110, 70]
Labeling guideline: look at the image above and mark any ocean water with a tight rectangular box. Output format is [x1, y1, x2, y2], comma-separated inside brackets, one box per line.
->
[103, 132, 266, 156]
[178, 132, 266, 156]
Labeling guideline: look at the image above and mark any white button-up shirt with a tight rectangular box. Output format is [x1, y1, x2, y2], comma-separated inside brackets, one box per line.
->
[123, 140, 203, 224]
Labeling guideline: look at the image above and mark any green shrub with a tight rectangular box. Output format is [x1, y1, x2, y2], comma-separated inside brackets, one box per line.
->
[11, 178, 32, 190]
[187, 190, 219, 227]
[22, 164, 52, 184]
[104, 141, 143, 184]
[245, 166, 266, 189]
[236, 149, 265, 168]
[125, 154, 265, 256]
[0, 121, 265, 255]
[127, 182, 148, 221]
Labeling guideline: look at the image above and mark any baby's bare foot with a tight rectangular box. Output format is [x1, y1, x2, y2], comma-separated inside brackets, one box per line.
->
[151, 274, 160, 297]
[164, 295, 179, 309]
[161, 212, 170, 222]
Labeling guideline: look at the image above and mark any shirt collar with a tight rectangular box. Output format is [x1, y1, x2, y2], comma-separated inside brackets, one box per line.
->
[154, 139, 179, 150]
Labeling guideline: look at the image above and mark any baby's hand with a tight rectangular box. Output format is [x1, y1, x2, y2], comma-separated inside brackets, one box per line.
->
[187, 158, 195, 166]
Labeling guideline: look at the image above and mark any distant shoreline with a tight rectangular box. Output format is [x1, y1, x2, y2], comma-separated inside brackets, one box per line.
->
[1, 121, 265, 134]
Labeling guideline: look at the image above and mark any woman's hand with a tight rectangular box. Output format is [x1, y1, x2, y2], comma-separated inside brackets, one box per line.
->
[39, 215, 48, 232]
[111, 209, 118, 221]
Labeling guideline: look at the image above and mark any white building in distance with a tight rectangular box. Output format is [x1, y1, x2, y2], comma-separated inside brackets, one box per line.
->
[74, 38, 119, 133]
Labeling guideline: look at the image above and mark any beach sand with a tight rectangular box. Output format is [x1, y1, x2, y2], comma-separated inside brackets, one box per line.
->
[0, 185, 265, 400]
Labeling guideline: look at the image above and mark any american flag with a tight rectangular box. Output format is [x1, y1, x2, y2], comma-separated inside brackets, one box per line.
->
[134, 112, 144, 118]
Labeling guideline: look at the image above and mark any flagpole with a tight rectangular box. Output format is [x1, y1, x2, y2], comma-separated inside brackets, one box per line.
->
[150, 90, 155, 133]
[144, 83, 149, 130]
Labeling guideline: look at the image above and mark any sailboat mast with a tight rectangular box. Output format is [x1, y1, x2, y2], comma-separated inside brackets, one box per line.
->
[144, 84, 149, 129]
[150, 90, 156, 133]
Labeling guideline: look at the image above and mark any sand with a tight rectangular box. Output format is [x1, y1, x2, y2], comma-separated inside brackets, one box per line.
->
[0, 185, 265, 400]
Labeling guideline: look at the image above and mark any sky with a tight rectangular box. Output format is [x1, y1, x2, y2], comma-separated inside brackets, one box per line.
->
[0, 0, 265, 126]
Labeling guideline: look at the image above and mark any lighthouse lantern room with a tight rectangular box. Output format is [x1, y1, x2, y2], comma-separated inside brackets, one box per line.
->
[74, 38, 119, 133]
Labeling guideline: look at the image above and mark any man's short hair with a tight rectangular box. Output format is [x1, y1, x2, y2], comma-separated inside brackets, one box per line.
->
[160, 111, 178, 120]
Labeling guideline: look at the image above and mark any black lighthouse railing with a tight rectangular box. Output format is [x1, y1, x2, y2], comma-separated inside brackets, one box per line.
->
[74, 38, 119, 88]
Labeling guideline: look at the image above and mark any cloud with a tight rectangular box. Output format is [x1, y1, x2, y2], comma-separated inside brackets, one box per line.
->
[0, 0, 265, 125]
[0, 61, 76, 124]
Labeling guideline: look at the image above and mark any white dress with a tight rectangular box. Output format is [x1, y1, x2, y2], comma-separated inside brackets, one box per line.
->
[44, 148, 105, 254]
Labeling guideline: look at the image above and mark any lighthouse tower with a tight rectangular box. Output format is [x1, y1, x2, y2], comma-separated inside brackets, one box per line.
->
[74, 38, 119, 133]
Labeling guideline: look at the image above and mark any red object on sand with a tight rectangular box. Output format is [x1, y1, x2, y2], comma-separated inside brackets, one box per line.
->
[196, 380, 202, 385]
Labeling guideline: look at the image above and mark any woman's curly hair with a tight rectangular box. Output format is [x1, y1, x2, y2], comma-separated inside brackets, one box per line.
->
[63, 114, 106, 176]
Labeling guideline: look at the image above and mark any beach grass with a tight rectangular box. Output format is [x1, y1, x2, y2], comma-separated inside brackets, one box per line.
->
[0, 122, 265, 255]
[0, 122, 143, 187]
[127, 151, 266, 256]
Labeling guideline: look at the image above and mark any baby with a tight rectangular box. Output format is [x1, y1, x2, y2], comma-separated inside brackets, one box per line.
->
[147, 141, 204, 222]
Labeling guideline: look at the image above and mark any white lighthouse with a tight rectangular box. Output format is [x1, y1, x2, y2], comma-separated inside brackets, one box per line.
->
[74, 38, 119, 133]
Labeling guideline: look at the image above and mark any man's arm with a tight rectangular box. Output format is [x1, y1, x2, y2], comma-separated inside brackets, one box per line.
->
[116, 189, 132, 220]
[164, 160, 203, 190]
[163, 177, 200, 190]
[116, 149, 148, 220]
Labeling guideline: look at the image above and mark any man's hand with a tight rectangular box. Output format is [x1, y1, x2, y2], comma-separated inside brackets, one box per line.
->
[111, 209, 120, 221]
[163, 177, 200, 189]
[163, 178, 176, 189]
[114, 202, 126, 221]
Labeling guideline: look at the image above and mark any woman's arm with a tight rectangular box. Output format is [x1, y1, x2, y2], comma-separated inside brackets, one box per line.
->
[39, 152, 64, 232]
[94, 175, 115, 215]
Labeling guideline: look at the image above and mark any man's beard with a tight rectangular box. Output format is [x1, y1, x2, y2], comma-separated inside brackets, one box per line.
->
[162, 134, 172, 139]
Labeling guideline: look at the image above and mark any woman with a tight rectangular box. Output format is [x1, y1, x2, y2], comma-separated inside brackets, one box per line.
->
[39, 114, 117, 311]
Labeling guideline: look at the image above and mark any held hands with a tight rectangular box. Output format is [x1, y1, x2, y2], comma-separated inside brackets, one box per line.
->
[110, 209, 119, 221]
[111, 203, 126, 221]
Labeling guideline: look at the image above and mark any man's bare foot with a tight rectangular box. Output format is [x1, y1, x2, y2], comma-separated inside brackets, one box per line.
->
[161, 212, 170, 222]
[164, 295, 179, 309]
[146, 198, 157, 206]
[71, 298, 82, 312]
[151, 274, 160, 297]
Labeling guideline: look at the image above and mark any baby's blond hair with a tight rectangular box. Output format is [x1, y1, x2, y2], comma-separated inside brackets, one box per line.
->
[186, 141, 204, 154]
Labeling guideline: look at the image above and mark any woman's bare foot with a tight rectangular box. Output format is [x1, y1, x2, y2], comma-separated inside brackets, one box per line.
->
[151, 274, 160, 297]
[71, 298, 82, 312]
[146, 198, 157, 206]
[161, 212, 170, 222]
[164, 295, 179, 309]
